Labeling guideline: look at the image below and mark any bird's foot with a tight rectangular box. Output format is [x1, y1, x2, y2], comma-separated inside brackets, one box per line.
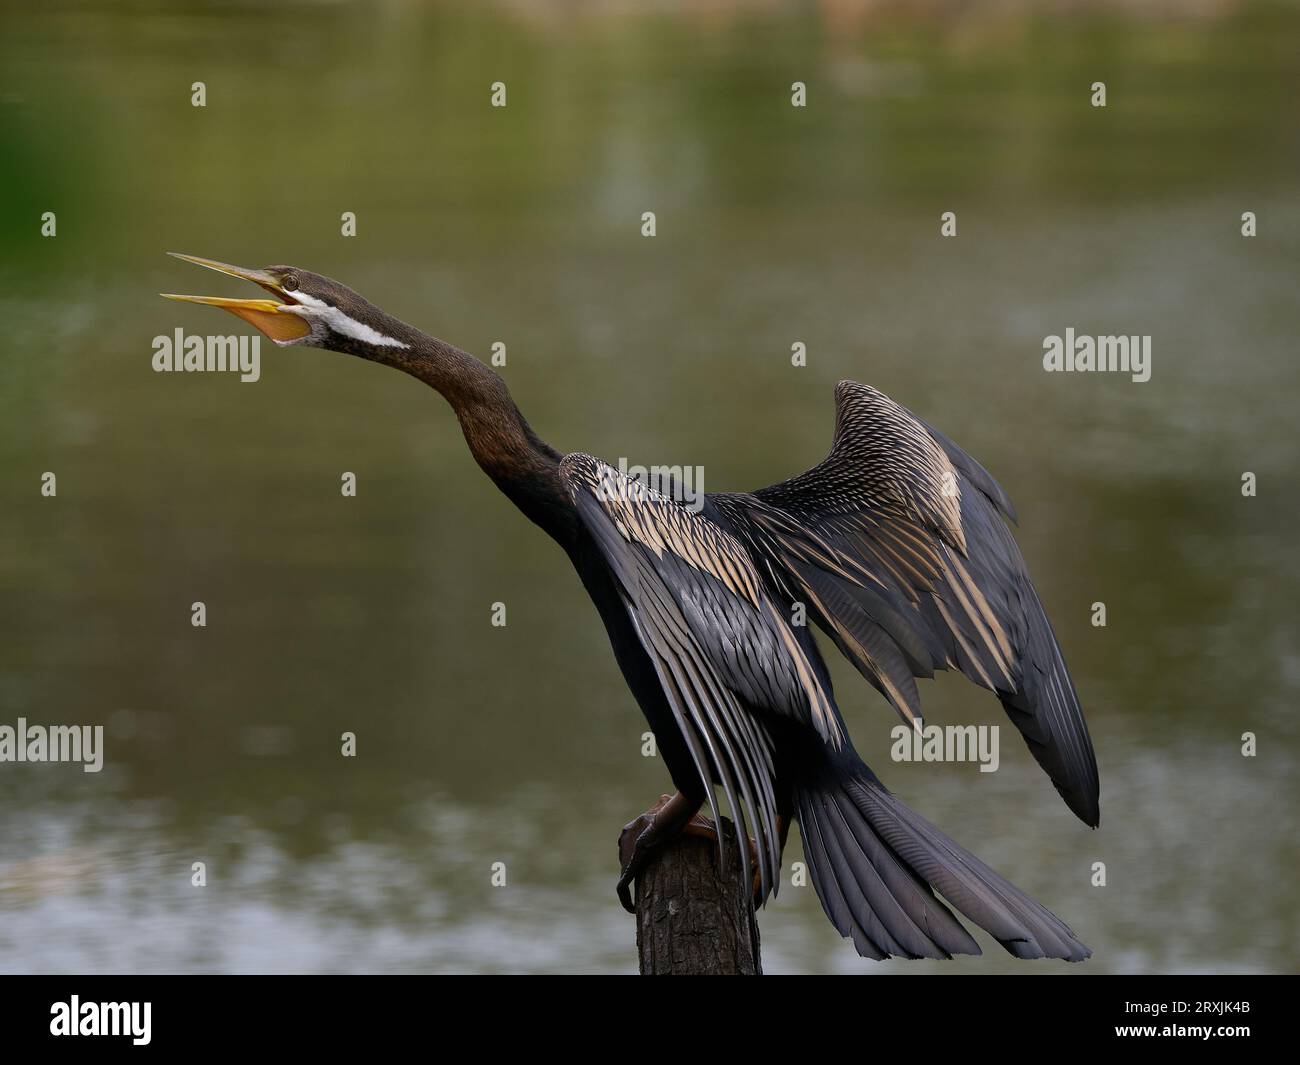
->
[616, 792, 705, 913]
[615, 793, 766, 912]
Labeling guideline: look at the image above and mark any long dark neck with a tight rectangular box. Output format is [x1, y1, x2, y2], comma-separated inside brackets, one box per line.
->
[333, 321, 579, 546]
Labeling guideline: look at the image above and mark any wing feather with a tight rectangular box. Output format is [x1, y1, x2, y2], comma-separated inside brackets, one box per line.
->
[561, 452, 849, 902]
[715, 381, 1100, 827]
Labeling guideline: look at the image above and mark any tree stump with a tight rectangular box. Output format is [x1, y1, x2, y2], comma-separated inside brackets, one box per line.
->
[634, 817, 762, 975]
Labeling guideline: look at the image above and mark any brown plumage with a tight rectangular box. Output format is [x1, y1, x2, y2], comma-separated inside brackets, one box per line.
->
[165, 257, 1099, 963]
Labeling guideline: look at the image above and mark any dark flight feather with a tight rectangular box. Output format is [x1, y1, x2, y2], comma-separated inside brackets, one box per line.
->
[716, 380, 1100, 827]
[561, 451, 1091, 961]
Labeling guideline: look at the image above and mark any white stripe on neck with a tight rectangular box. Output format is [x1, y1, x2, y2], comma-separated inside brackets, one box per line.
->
[286, 290, 409, 349]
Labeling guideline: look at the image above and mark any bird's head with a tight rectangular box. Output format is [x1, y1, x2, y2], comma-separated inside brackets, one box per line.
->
[161, 253, 411, 355]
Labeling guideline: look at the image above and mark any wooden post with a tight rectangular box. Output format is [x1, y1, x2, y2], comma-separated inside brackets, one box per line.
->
[634, 816, 762, 975]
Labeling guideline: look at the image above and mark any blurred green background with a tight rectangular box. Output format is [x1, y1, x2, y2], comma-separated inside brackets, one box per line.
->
[1, 0, 1297, 973]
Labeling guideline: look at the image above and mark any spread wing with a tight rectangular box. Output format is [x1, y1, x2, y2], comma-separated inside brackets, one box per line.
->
[715, 381, 1100, 827]
[560, 452, 846, 902]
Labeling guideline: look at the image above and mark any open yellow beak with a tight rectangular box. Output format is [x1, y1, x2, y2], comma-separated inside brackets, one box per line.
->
[161, 253, 311, 343]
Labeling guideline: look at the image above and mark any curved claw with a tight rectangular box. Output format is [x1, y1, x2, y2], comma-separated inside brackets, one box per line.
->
[615, 798, 670, 913]
[616, 866, 638, 914]
[614, 794, 785, 912]
[614, 792, 701, 913]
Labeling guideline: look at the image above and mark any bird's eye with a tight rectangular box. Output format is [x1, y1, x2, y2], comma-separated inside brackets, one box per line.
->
[281, 273, 300, 291]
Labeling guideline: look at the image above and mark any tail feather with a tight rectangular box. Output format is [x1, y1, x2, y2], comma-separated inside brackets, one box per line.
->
[796, 758, 1090, 962]
[797, 793, 892, 960]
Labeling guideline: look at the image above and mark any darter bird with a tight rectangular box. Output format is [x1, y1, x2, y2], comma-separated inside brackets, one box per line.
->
[163, 254, 1099, 962]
